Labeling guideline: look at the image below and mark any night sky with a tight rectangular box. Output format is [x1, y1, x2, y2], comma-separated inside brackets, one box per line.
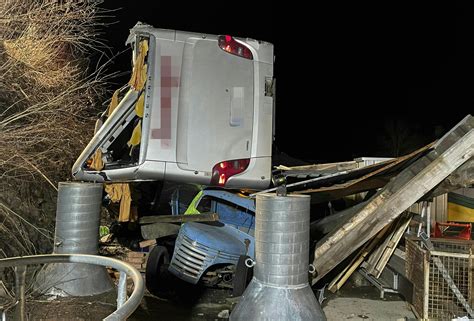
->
[98, 1, 472, 163]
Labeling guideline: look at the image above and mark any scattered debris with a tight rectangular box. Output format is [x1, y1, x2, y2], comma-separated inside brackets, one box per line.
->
[122, 250, 148, 272]
[217, 309, 230, 318]
[45, 287, 68, 300]
[139, 239, 157, 249]
[312, 115, 474, 283]
[99, 234, 113, 244]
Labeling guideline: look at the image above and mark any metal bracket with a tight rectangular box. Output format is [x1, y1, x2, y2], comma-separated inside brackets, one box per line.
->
[276, 185, 287, 197]
[358, 268, 398, 299]
[315, 284, 327, 304]
[272, 174, 287, 197]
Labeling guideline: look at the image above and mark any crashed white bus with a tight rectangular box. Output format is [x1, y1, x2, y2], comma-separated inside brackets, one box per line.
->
[73, 22, 275, 190]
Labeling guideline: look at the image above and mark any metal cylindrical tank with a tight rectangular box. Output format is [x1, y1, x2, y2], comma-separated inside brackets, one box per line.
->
[230, 193, 326, 321]
[54, 182, 102, 254]
[35, 182, 113, 296]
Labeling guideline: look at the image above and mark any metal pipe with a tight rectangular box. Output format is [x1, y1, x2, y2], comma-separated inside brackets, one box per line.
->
[14, 266, 26, 321]
[230, 193, 326, 321]
[0, 254, 145, 321]
[426, 201, 431, 238]
[1, 300, 18, 321]
[117, 272, 127, 309]
[250, 171, 350, 197]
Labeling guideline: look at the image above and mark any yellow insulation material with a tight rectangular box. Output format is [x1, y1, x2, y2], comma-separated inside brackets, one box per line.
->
[128, 120, 142, 147]
[89, 149, 104, 170]
[135, 92, 145, 117]
[107, 89, 121, 117]
[129, 40, 149, 91]
[105, 183, 133, 222]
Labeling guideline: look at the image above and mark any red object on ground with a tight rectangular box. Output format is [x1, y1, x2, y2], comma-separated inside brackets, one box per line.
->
[433, 222, 471, 240]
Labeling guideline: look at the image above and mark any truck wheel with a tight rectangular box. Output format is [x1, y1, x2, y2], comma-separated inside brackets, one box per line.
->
[233, 255, 253, 297]
[145, 245, 170, 296]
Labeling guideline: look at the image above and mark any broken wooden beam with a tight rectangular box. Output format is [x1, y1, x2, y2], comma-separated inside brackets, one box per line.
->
[363, 212, 413, 278]
[312, 115, 474, 284]
[139, 212, 219, 225]
[327, 224, 390, 293]
[141, 222, 180, 240]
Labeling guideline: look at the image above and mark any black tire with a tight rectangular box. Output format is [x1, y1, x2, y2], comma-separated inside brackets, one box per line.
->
[145, 245, 170, 296]
[233, 255, 253, 297]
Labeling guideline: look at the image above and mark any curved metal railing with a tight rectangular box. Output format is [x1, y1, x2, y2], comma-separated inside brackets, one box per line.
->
[0, 254, 145, 321]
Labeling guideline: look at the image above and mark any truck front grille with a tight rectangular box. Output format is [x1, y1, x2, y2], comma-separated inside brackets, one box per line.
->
[171, 235, 215, 281]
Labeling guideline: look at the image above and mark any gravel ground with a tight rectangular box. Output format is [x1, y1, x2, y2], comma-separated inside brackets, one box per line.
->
[4, 275, 416, 321]
[323, 297, 415, 321]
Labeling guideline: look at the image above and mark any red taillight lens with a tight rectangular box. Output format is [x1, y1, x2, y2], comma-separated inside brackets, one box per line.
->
[211, 158, 250, 186]
[218, 35, 253, 60]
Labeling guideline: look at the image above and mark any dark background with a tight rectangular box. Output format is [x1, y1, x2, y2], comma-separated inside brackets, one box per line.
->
[98, 1, 472, 163]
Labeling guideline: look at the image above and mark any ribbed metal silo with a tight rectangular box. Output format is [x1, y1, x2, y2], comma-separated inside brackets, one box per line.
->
[36, 182, 113, 296]
[230, 193, 326, 321]
[54, 182, 103, 254]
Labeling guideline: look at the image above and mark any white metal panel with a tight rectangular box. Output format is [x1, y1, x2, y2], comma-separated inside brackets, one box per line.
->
[177, 39, 254, 172]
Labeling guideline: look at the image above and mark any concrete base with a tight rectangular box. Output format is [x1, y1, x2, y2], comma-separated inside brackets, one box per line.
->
[230, 278, 326, 321]
[35, 262, 113, 297]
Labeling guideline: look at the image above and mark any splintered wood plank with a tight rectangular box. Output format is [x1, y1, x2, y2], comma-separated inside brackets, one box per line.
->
[328, 225, 390, 292]
[365, 212, 413, 278]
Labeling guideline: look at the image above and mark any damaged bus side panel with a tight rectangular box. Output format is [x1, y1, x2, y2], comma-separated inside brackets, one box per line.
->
[72, 23, 275, 190]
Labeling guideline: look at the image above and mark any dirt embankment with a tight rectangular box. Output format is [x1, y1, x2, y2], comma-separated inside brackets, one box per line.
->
[0, 183, 56, 258]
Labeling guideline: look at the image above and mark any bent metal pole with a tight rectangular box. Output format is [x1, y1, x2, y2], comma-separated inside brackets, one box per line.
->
[230, 193, 326, 321]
